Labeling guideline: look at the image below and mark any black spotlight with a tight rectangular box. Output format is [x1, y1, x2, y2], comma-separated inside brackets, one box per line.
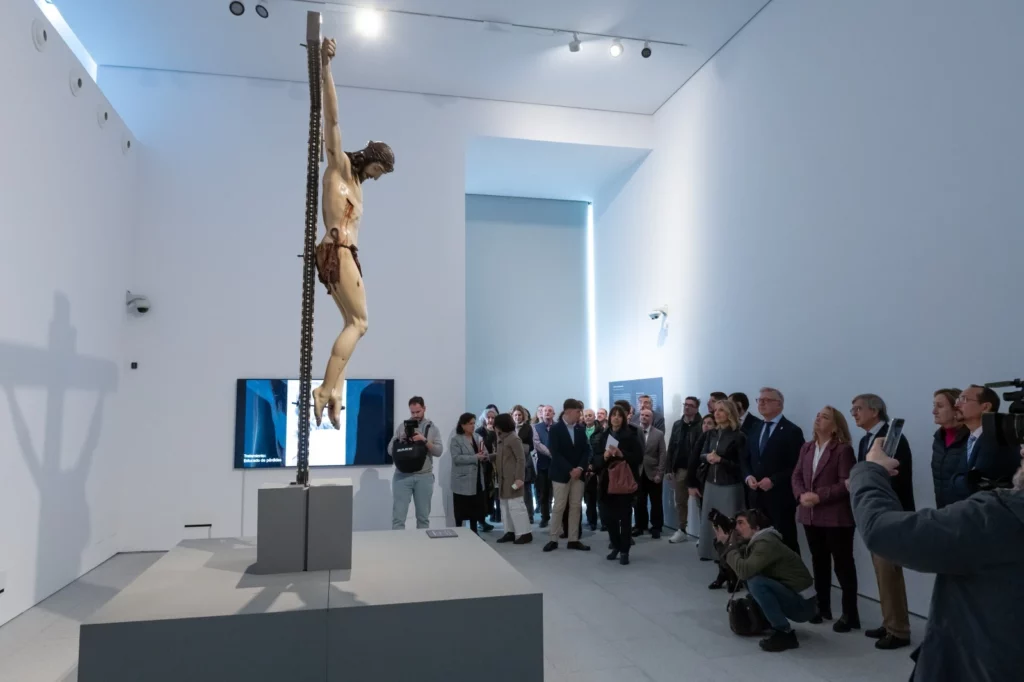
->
[641, 41, 652, 58]
[229, 1, 245, 16]
[255, 3, 269, 18]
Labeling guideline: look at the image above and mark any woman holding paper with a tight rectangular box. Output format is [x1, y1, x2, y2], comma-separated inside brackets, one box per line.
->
[592, 405, 643, 564]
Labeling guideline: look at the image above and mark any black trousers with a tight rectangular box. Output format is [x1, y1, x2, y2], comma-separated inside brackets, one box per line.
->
[803, 525, 858, 618]
[603, 494, 633, 554]
[584, 473, 600, 528]
[634, 471, 664, 532]
[535, 469, 553, 523]
[523, 481, 535, 521]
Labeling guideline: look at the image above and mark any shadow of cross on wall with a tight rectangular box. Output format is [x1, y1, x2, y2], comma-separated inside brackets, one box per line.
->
[0, 292, 119, 605]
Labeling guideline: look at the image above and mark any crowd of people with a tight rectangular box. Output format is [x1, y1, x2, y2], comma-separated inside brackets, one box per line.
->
[385, 387, 1024, 677]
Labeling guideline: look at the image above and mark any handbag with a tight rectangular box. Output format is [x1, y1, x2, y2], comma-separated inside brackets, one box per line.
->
[392, 423, 431, 474]
[727, 591, 770, 636]
[607, 459, 638, 495]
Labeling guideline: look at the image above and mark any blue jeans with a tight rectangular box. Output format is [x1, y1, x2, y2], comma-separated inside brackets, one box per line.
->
[392, 472, 434, 529]
[746, 575, 816, 632]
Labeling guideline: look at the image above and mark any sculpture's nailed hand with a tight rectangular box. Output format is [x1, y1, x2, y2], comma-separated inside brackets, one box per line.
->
[322, 38, 336, 62]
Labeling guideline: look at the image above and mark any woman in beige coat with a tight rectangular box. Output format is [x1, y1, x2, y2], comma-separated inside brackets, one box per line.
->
[493, 413, 533, 544]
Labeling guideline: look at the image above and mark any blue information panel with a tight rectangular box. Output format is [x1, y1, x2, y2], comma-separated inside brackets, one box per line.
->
[608, 377, 665, 416]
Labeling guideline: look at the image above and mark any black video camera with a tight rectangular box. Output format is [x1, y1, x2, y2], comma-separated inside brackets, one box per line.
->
[404, 419, 419, 439]
[708, 508, 735, 533]
[983, 379, 1024, 446]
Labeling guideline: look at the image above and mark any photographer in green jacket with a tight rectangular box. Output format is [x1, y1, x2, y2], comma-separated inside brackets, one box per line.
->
[716, 509, 815, 652]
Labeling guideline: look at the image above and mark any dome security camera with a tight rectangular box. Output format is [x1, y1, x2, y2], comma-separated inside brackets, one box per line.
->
[648, 305, 668, 321]
[126, 291, 151, 315]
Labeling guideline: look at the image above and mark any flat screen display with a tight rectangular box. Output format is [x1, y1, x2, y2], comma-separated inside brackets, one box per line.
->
[233, 378, 395, 469]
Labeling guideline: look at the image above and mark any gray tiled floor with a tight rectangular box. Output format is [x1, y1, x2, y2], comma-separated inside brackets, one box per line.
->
[0, 532, 921, 681]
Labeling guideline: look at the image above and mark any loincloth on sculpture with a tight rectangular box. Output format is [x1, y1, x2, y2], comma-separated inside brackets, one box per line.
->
[315, 241, 362, 293]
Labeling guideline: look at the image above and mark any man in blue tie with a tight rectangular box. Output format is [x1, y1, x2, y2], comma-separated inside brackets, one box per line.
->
[950, 384, 1018, 502]
[741, 387, 804, 553]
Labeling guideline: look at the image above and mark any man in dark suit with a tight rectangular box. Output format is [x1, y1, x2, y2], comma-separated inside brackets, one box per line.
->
[730, 392, 763, 440]
[741, 387, 804, 553]
[851, 393, 914, 651]
[633, 408, 669, 539]
[543, 399, 592, 552]
[632, 394, 666, 431]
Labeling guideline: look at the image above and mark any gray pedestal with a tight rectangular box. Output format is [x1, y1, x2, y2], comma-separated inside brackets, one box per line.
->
[256, 483, 307, 573]
[307, 479, 353, 571]
[78, 532, 543, 682]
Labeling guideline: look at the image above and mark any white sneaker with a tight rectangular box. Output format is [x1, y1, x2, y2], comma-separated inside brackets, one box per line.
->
[669, 530, 688, 544]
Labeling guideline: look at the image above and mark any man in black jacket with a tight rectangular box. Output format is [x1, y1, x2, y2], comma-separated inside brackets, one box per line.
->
[543, 399, 592, 552]
[730, 392, 763, 440]
[851, 393, 914, 650]
[741, 387, 804, 553]
[852, 439, 1024, 680]
[667, 396, 702, 543]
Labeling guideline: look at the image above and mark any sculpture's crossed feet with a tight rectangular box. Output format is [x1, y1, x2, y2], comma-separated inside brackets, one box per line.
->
[312, 385, 344, 429]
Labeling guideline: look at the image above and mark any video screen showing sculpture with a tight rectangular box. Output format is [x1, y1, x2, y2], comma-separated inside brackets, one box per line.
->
[233, 378, 394, 469]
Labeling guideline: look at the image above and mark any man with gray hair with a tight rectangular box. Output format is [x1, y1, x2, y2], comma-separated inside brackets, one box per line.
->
[850, 393, 914, 650]
[741, 387, 804, 552]
[851, 440, 1024, 679]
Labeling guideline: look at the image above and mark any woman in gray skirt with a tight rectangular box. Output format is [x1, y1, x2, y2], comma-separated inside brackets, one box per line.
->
[695, 399, 747, 568]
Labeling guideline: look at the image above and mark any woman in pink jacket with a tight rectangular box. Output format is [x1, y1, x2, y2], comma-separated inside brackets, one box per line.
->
[792, 406, 859, 633]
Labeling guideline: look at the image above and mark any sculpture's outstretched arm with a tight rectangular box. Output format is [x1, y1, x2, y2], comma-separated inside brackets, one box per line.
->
[321, 39, 352, 182]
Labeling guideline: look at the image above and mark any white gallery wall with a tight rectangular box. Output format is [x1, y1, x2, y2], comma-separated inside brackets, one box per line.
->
[465, 195, 588, 413]
[0, 1, 138, 627]
[594, 0, 1024, 615]
[97, 66, 653, 550]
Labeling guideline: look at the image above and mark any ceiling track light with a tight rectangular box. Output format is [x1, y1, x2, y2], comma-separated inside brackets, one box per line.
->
[229, 1, 245, 16]
[568, 32, 581, 53]
[255, 2, 269, 18]
[609, 38, 623, 58]
[641, 41, 652, 58]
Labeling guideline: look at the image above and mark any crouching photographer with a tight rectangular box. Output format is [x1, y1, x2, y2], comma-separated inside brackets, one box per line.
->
[715, 509, 816, 653]
[852, 438, 1024, 681]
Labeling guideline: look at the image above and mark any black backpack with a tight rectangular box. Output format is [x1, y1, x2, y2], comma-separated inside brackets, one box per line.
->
[727, 591, 770, 636]
[392, 423, 431, 474]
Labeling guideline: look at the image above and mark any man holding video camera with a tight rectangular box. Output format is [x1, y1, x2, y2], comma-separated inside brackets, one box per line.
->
[388, 396, 444, 529]
[715, 509, 815, 652]
[851, 437, 1024, 681]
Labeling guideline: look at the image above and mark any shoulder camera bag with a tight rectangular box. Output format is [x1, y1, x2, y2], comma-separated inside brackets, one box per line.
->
[393, 422, 431, 474]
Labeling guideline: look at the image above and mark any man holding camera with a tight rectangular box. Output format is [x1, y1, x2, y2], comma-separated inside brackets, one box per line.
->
[715, 509, 815, 652]
[388, 396, 443, 529]
[851, 439, 1024, 681]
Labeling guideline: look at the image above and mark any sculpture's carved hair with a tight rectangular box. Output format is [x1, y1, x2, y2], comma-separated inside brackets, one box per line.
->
[346, 140, 394, 177]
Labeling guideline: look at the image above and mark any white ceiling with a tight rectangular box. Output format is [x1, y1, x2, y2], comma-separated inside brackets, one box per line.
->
[466, 137, 650, 203]
[52, 0, 769, 114]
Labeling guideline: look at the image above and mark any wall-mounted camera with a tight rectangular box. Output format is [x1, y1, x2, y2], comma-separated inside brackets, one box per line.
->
[126, 290, 151, 315]
[69, 71, 84, 96]
[648, 305, 669, 321]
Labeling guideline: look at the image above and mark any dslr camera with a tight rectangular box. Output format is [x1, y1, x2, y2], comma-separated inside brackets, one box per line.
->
[984, 378, 1024, 446]
[708, 507, 736, 533]
[403, 419, 419, 440]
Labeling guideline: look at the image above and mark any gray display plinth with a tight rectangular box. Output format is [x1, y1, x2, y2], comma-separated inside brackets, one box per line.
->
[307, 478, 353, 571]
[78, 531, 543, 682]
[256, 483, 307, 573]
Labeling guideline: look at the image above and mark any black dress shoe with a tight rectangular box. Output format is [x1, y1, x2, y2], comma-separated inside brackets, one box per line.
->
[651, 530, 661, 539]
[875, 634, 911, 650]
[560, 532, 568, 539]
[619, 554, 630, 565]
[599, 525, 608, 532]
[480, 522, 495, 532]
[865, 626, 887, 639]
[496, 532, 515, 543]
[606, 550, 619, 561]
[539, 520, 549, 529]
[832, 615, 861, 633]
[708, 579, 726, 590]
[759, 629, 799, 652]
[631, 528, 644, 537]
[809, 614, 823, 625]
[513, 533, 533, 545]
[589, 524, 598, 532]
[542, 541, 558, 552]
[809, 609, 832, 625]
[567, 541, 590, 551]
